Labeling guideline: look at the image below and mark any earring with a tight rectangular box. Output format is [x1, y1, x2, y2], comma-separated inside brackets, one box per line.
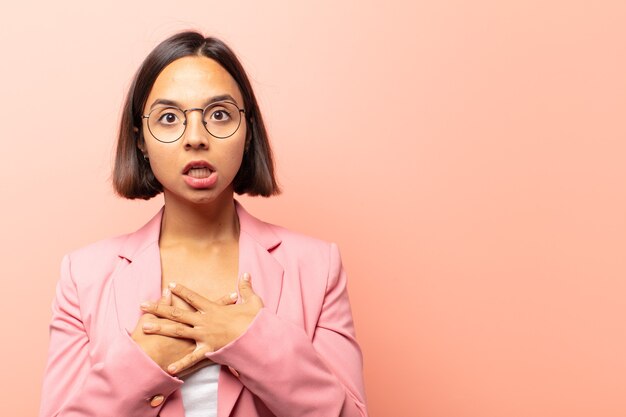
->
[143, 154, 149, 161]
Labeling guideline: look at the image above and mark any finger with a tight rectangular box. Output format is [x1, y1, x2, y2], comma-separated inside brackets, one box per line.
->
[141, 312, 157, 320]
[238, 272, 256, 303]
[177, 358, 214, 378]
[212, 291, 239, 306]
[140, 289, 172, 314]
[142, 318, 195, 339]
[168, 282, 211, 312]
[168, 347, 210, 375]
[160, 287, 172, 306]
[140, 301, 198, 325]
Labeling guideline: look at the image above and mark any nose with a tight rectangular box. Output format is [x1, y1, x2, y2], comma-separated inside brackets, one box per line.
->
[182, 108, 210, 150]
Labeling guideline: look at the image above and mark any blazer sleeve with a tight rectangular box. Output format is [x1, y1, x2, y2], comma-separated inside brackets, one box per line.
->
[206, 242, 368, 417]
[39, 254, 183, 417]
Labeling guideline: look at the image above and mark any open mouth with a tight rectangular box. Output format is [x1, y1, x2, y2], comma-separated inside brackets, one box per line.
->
[186, 167, 213, 178]
[183, 161, 216, 178]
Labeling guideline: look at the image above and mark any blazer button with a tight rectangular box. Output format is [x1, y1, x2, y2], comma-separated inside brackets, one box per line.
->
[228, 366, 240, 378]
[149, 394, 165, 407]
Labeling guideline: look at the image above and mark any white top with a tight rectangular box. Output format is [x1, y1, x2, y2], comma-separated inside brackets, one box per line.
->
[180, 363, 220, 417]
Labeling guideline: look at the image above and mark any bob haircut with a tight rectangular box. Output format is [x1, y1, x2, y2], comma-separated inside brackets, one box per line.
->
[113, 31, 280, 199]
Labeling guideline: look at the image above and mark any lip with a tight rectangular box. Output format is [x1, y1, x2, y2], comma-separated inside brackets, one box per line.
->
[184, 171, 218, 189]
[182, 160, 216, 174]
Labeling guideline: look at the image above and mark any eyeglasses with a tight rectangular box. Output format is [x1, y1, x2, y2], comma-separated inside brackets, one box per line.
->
[142, 101, 246, 143]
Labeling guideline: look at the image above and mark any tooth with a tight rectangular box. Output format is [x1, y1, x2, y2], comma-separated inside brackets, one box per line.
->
[187, 167, 211, 178]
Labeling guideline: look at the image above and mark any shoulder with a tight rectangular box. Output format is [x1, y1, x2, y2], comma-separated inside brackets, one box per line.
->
[67, 233, 127, 258]
[237, 199, 336, 254]
[238, 201, 342, 264]
[272, 222, 332, 250]
[60, 207, 162, 283]
[259, 220, 343, 269]
[60, 232, 131, 285]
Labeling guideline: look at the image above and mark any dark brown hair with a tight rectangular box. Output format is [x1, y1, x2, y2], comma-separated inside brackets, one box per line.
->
[113, 31, 280, 199]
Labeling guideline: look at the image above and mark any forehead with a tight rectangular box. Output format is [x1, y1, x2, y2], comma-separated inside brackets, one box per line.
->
[145, 56, 243, 108]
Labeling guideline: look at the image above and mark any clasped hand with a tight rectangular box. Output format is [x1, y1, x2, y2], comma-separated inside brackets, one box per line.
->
[136, 272, 263, 376]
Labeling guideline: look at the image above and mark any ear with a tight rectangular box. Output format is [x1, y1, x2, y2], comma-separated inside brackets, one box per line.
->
[134, 126, 147, 154]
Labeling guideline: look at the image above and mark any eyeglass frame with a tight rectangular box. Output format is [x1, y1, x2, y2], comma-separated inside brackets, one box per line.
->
[141, 101, 246, 143]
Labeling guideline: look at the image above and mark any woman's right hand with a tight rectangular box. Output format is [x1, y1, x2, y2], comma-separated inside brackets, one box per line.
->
[131, 288, 236, 376]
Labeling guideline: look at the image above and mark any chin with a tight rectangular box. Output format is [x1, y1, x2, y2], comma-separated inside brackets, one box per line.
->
[186, 186, 234, 206]
[191, 195, 221, 204]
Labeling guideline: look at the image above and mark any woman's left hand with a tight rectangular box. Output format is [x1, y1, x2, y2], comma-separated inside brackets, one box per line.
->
[139, 272, 264, 375]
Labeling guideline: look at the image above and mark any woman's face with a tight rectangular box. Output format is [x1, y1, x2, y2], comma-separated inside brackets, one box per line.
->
[138, 56, 247, 206]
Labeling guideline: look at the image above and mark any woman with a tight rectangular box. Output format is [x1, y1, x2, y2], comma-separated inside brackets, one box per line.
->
[39, 31, 368, 417]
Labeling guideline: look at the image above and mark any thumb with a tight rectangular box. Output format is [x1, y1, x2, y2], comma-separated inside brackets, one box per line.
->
[238, 272, 255, 302]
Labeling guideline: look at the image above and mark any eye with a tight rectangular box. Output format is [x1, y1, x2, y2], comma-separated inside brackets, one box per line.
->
[157, 111, 180, 125]
[209, 108, 232, 122]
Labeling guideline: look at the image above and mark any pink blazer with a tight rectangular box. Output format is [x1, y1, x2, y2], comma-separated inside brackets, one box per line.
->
[39, 200, 368, 417]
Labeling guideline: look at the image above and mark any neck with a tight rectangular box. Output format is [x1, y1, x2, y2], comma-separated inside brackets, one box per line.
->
[159, 191, 240, 248]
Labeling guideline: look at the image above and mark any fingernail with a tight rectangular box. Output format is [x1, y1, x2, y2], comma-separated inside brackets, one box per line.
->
[162, 288, 171, 297]
[230, 292, 238, 300]
[143, 323, 154, 330]
[168, 365, 177, 373]
[140, 302, 152, 309]
[242, 273, 250, 282]
[168, 282, 177, 289]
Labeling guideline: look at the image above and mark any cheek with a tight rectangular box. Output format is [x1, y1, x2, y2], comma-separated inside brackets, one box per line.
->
[146, 148, 178, 179]
[225, 133, 247, 168]
[220, 149, 244, 178]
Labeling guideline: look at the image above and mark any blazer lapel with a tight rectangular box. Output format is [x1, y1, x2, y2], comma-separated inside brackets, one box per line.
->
[113, 206, 164, 335]
[218, 200, 284, 417]
[234, 199, 284, 314]
[111, 200, 284, 417]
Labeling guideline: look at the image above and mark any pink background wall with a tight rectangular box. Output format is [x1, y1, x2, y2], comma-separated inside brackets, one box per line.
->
[1, 1, 625, 415]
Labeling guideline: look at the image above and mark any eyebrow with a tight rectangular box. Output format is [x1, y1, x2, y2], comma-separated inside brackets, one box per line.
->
[149, 94, 238, 110]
